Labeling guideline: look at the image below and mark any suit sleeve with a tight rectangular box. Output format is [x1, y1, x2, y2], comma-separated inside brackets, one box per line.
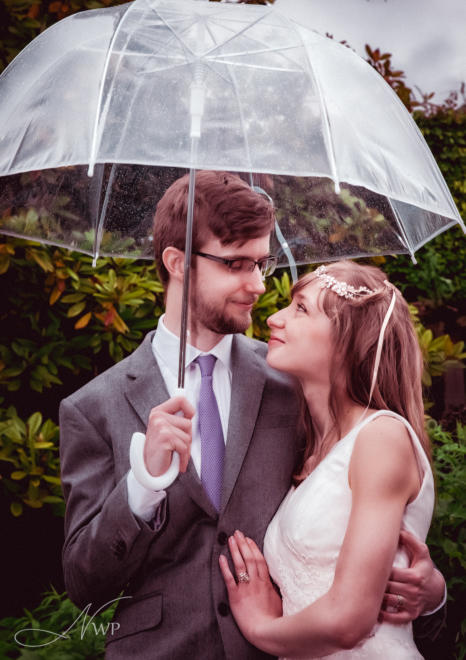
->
[60, 397, 166, 610]
[413, 603, 447, 644]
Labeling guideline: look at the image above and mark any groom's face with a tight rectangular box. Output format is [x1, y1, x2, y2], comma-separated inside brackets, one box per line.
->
[190, 233, 270, 336]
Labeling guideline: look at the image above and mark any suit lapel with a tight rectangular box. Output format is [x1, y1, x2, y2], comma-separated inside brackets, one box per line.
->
[124, 332, 170, 427]
[221, 335, 266, 512]
[124, 332, 215, 516]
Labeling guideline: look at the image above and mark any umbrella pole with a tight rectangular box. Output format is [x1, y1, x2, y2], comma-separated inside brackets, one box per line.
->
[178, 69, 204, 389]
[177, 166, 197, 389]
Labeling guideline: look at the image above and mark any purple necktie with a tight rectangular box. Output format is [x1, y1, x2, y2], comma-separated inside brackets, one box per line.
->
[196, 355, 225, 511]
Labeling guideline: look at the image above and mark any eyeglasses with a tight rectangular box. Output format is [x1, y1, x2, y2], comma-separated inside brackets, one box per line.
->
[194, 251, 277, 278]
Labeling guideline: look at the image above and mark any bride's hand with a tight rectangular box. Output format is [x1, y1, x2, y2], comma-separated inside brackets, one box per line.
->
[219, 530, 282, 644]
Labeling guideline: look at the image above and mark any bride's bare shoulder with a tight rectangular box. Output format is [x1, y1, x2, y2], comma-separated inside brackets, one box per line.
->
[360, 413, 411, 440]
[349, 415, 418, 494]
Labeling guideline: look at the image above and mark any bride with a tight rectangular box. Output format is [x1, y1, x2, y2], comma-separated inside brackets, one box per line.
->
[219, 261, 436, 658]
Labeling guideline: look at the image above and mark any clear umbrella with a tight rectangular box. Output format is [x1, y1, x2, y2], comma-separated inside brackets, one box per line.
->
[0, 0, 464, 378]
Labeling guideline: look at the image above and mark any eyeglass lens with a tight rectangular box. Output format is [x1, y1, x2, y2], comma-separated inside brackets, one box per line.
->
[230, 257, 276, 276]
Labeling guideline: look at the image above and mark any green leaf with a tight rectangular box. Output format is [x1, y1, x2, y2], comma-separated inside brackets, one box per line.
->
[42, 475, 62, 485]
[61, 292, 85, 303]
[41, 496, 64, 504]
[23, 499, 43, 509]
[66, 267, 80, 282]
[27, 412, 42, 440]
[10, 501, 23, 517]
[67, 301, 86, 317]
[11, 470, 27, 480]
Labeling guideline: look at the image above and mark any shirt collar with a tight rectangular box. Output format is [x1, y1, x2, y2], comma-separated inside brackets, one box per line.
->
[153, 314, 233, 377]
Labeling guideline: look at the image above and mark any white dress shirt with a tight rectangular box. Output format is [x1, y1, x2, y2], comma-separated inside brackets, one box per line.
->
[127, 315, 233, 520]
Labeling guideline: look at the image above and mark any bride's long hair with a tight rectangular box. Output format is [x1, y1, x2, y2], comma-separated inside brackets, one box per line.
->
[293, 260, 429, 477]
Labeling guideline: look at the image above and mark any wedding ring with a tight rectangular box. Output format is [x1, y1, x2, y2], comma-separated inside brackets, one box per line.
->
[238, 571, 250, 583]
[396, 594, 404, 611]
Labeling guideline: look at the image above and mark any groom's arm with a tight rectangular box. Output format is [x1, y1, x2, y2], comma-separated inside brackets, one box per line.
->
[380, 530, 446, 639]
[60, 397, 167, 610]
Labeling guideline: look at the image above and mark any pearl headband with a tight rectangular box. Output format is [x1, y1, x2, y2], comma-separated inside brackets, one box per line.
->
[314, 265, 375, 299]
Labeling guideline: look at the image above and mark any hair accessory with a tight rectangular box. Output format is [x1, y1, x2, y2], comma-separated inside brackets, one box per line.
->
[368, 288, 397, 403]
[314, 265, 375, 299]
[314, 265, 398, 415]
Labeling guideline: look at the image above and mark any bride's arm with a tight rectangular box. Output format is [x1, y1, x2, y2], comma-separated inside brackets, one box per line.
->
[220, 417, 421, 658]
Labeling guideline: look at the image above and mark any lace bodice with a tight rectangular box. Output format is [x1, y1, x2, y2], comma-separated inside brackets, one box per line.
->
[264, 410, 434, 659]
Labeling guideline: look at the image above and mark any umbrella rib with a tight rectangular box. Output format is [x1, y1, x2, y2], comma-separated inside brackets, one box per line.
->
[141, 20, 194, 62]
[4, 118, 33, 173]
[200, 57, 233, 87]
[203, 9, 272, 58]
[88, 0, 141, 176]
[205, 42, 306, 73]
[205, 58, 302, 74]
[411, 219, 462, 251]
[205, 14, 306, 72]
[151, 6, 199, 59]
[189, 18, 236, 84]
[285, 20, 341, 194]
[141, 59, 201, 77]
[386, 198, 417, 264]
[137, 49, 233, 85]
[224, 59, 253, 172]
[82, 46, 186, 63]
[92, 163, 118, 265]
[307, 49, 340, 193]
[203, 15, 221, 49]
[208, 43, 302, 58]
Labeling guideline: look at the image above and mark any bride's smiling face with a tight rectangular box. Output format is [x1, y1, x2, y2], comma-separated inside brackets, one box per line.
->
[266, 282, 334, 382]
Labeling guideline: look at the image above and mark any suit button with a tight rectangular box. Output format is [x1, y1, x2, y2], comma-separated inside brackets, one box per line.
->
[218, 602, 230, 617]
[217, 532, 228, 545]
[113, 539, 127, 560]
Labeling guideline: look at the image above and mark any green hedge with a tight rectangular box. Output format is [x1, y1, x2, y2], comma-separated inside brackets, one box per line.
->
[0, 587, 118, 659]
[0, 240, 164, 395]
[1, 238, 465, 519]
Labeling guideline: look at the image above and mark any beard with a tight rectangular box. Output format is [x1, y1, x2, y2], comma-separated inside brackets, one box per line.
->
[190, 291, 254, 336]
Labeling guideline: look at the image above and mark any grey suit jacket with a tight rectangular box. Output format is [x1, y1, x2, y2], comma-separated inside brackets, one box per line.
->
[60, 331, 303, 659]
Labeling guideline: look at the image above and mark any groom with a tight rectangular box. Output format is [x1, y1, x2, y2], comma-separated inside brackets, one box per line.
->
[60, 171, 445, 659]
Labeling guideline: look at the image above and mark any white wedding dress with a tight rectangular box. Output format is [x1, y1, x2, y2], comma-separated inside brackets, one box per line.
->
[264, 410, 434, 659]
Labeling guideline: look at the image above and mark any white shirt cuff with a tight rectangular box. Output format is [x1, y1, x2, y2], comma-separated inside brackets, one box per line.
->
[126, 469, 167, 522]
[421, 584, 447, 616]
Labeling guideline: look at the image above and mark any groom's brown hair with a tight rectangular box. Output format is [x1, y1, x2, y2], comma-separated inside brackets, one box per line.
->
[153, 170, 274, 287]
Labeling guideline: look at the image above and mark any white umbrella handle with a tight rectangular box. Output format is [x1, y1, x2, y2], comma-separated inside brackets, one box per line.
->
[129, 387, 186, 490]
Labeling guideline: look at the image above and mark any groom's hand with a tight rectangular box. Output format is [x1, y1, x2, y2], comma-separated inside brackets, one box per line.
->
[380, 530, 445, 623]
[145, 396, 195, 476]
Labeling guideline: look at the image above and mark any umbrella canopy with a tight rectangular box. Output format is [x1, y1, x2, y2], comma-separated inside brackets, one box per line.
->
[1, 0, 463, 481]
[0, 0, 463, 266]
